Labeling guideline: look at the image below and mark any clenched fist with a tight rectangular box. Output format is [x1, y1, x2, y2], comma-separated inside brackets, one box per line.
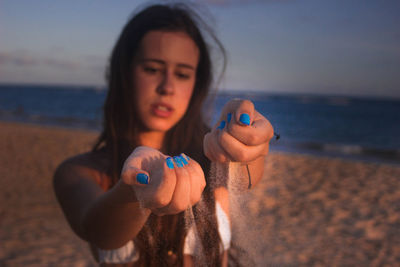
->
[204, 99, 274, 163]
[121, 146, 206, 216]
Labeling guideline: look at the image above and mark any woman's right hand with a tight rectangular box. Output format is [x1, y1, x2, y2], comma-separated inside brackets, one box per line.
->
[120, 146, 206, 216]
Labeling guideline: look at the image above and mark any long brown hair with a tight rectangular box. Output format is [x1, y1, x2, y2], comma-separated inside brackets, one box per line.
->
[93, 3, 226, 266]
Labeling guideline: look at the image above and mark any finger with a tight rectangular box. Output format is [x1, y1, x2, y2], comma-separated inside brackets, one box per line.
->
[219, 130, 269, 162]
[156, 156, 191, 214]
[180, 154, 206, 206]
[146, 157, 176, 209]
[227, 111, 274, 146]
[219, 99, 255, 127]
[122, 146, 168, 186]
[171, 156, 192, 211]
[204, 131, 231, 163]
[233, 99, 255, 126]
[152, 208, 166, 216]
[121, 165, 150, 186]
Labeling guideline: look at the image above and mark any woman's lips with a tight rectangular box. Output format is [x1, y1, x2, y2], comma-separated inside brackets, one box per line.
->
[151, 103, 173, 118]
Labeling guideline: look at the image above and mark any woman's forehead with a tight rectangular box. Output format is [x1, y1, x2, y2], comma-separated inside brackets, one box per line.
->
[138, 30, 199, 68]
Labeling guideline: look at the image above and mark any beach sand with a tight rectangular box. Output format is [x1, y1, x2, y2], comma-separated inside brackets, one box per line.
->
[1, 121, 399, 266]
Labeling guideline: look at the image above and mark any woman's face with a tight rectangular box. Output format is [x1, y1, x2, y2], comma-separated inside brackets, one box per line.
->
[132, 30, 199, 133]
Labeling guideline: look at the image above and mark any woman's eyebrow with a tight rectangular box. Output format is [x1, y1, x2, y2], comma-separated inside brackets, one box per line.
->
[141, 58, 195, 70]
[177, 63, 196, 70]
[141, 58, 164, 65]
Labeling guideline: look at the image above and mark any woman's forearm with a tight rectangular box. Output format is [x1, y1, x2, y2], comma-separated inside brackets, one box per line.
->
[82, 180, 151, 250]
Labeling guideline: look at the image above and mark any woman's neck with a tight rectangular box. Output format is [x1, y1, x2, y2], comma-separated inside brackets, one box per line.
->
[137, 131, 165, 150]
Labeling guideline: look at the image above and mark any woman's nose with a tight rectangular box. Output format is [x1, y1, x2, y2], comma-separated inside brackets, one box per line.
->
[156, 72, 174, 95]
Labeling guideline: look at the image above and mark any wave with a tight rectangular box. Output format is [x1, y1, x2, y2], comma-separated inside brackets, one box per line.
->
[270, 140, 400, 165]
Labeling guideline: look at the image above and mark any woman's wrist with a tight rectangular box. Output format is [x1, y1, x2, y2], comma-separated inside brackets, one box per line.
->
[112, 179, 141, 204]
[112, 180, 153, 218]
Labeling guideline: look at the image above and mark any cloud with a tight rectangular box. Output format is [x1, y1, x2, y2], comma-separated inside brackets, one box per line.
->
[0, 52, 38, 66]
[0, 50, 102, 71]
[0, 51, 80, 70]
[42, 58, 80, 70]
[0, 50, 107, 86]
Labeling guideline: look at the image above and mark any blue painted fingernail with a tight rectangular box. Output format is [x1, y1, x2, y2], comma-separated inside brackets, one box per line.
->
[136, 173, 149, 184]
[239, 113, 250, 126]
[180, 155, 188, 165]
[173, 156, 183, 167]
[166, 157, 174, 169]
[227, 113, 232, 123]
[182, 154, 190, 161]
[217, 120, 226, 129]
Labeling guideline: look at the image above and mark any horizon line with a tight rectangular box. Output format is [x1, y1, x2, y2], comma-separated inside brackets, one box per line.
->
[0, 81, 399, 101]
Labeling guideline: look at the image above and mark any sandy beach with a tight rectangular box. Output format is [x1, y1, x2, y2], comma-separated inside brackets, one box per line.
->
[1, 121, 399, 266]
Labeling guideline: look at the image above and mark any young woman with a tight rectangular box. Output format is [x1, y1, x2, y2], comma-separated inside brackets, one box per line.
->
[53, 3, 274, 266]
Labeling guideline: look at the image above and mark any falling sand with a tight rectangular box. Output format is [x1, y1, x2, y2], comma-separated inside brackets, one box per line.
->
[182, 161, 242, 267]
[186, 161, 264, 267]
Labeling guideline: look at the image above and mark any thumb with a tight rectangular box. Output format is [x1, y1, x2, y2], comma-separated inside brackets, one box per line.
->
[121, 165, 150, 186]
[234, 100, 255, 126]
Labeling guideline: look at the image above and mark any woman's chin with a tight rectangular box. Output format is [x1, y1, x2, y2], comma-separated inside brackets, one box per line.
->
[143, 122, 174, 133]
[139, 115, 183, 133]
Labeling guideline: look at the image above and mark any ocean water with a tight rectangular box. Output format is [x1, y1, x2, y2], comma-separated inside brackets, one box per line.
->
[1, 84, 399, 164]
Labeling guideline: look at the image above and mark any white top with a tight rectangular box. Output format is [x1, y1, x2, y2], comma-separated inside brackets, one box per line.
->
[97, 202, 231, 264]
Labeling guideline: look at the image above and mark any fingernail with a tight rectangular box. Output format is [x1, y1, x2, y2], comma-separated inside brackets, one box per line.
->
[173, 156, 183, 167]
[217, 120, 226, 129]
[239, 113, 250, 126]
[227, 113, 232, 123]
[166, 157, 174, 169]
[182, 153, 190, 161]
[180, 154, 188, 165]
[136, 173, 149, 184]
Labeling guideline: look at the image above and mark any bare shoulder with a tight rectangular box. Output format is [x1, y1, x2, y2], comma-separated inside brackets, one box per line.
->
[53, 150, 112, 238]
[54, 150, 111, 190]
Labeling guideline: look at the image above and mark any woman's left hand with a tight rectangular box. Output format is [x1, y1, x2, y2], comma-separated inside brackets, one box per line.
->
[204, 99, 274, 163]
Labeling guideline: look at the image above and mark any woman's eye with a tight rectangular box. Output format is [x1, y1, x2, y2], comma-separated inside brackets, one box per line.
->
[176, 72, 190, 80]
[143, 66, 159, 74]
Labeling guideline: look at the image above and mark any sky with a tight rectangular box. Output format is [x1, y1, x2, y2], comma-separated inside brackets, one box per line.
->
[0, 0, 399, 98]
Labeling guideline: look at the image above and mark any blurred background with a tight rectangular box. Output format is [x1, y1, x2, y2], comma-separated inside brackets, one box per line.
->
[1, 0, 399, 266]
[1, 0, 399, 163]
[1, 0, 400, 96]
